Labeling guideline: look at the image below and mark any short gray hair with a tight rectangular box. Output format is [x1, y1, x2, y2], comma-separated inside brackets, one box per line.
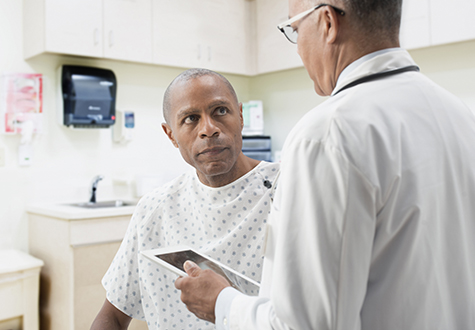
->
[162, 68, 238, 123]
[309, 0, 402, 42]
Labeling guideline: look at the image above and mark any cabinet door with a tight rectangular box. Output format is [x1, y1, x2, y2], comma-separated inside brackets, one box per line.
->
[152, 0, 202, 69]
[399, 0, 431, 49]
[431, 0, 475, 45]
[255, 0, 303, 74]
[203, 0, 253, 75]
[44, 0, 103, 57]
[103, 0, 153, 63]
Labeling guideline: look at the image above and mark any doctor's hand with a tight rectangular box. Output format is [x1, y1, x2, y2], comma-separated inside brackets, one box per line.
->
[174, 261, 231, 324]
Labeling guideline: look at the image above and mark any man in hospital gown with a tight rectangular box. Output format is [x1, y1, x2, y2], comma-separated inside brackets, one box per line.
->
[175, 0, 475, 329]
[90, 69, 279, 329]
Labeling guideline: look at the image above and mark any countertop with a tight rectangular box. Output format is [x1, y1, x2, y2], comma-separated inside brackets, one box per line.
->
[27, 201, 137, 220]
[0, 250, 44, 275]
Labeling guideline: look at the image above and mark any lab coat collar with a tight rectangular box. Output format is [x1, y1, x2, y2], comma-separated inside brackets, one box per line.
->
[331, 48, 417, 96]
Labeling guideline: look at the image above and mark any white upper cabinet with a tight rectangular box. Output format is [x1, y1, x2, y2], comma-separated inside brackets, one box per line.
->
[400, 0, 475, 50]
[24, 0, 152, 63]
[400, 0, 431, 49]
[430, 0, 475, 45]
[103, 0, 153, 63]
[152, 0, 252, 75]
[22, 0, 475, 75]
[255, 0, 303, 74]
[203, 1, 254, 75]
[24, 0, 103, 59]
[152, 0, 202, 69]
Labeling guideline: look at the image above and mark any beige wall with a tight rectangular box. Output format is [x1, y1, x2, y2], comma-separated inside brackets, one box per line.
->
[1, 0, 474, 251]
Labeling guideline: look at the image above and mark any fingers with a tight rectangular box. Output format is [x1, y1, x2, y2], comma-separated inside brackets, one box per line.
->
[174, 276, 184, 290]
[184, 260, 200, 276]
[175, 260, 200, 290]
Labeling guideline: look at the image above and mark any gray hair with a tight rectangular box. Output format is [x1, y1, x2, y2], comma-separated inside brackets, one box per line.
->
[162, 68, 238, 123]
[310, 0, 402, 42]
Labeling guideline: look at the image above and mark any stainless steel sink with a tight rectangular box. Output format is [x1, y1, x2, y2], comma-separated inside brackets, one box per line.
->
[69, 200, 136, 209]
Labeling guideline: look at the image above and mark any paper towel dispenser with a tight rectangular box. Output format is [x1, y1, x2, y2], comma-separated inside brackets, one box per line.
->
[58, 65, 117, 128]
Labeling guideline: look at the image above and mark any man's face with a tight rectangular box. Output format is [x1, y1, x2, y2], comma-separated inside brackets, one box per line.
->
[163, 75, 243, 179]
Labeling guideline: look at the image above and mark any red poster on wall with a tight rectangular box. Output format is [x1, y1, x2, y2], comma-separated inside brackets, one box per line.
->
[1, 73, 43, 134]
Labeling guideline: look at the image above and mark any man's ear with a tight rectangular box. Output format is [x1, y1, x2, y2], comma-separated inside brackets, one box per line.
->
[239, 102, 244, 129]
[162, 123, 179, 148]
[322, 6, 341, 44]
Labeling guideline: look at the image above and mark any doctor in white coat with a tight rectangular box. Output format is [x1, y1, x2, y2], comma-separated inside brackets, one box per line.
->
[175, 0, 475, 329]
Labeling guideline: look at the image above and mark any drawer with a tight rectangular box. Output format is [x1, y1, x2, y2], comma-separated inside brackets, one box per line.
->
[69, 215, 131, 247]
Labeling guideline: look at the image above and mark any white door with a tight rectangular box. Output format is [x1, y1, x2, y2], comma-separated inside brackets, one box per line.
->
[103, 0, 153, 63]
[255, 0, 302, 74]
[152, 0, 202, 69]
[204, 0, 252, 75]
[45, 0, 103, 57]
[431, 0, 475, 45]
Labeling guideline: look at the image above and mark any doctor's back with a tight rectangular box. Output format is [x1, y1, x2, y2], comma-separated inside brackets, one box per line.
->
[278, 49, 475, 329]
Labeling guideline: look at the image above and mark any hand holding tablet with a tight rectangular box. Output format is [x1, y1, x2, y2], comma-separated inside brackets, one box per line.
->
[141, 245, 260, 296]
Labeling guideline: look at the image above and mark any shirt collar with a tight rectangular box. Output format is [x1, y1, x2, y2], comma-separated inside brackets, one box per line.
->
[336, 48, 402, 88]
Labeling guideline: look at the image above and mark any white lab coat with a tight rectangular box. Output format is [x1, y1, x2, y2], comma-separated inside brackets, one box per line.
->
[216, 49, 475, 330]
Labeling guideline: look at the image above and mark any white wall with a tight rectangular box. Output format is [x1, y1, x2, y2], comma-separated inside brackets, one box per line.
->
[2, 0, 475, 253]
[0, 0, 251, 251]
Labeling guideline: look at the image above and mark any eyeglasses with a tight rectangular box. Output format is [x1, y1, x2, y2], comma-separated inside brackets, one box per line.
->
[277, 4, 345, 44]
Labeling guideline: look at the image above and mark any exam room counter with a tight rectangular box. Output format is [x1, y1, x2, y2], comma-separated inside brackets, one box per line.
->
[26, 202, 147, 330]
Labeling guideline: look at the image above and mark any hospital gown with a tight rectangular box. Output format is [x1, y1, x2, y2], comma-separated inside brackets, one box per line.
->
[102, 161, 279, 329]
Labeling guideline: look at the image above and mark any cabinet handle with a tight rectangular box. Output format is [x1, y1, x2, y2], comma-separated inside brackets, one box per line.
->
[109, 31, 114, 47]
[94, 28, 99, 46]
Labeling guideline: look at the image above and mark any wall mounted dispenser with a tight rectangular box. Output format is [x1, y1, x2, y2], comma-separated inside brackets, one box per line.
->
[58, 65, 117, 128]
[112, 110, 134, 143]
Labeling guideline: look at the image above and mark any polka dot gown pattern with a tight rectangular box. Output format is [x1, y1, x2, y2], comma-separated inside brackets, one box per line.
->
[102, 161, 280, 329]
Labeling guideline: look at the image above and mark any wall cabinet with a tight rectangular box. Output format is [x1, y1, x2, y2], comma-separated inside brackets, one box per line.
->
[103, 0, 153, 63]
[24, 0, 103, 59]
[23, 0, 475, 75]
[255, 0, 302, 74]
[400, 0, 431, 49]
[152, 0, 203, 70]
[24, 0, 152, 64]
[203, 0, 254, 75]
[400, 0, 475, 50]
[430, 0, 475, 46]
[152, 0, 253, 75]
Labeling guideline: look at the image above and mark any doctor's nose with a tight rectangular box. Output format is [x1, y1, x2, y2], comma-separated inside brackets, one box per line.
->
[199, 116, 220, 138]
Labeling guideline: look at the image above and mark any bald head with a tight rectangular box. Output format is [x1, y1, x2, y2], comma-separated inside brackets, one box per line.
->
[163, 68, 238, 124]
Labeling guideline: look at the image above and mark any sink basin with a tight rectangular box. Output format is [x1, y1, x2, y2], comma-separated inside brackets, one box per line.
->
[69, 200, 136, 209]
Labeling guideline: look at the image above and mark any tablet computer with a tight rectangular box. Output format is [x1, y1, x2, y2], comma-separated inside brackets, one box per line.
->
[141, 245, 260, 296]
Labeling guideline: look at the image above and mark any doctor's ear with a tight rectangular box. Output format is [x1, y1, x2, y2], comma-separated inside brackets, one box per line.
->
[162, 123, 179, 148]
[322, 5, 341, 44]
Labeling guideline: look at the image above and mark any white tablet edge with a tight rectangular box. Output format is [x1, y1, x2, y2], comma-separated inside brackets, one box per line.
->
[141, 248, 187, 277]
[140, 245, 260, 288]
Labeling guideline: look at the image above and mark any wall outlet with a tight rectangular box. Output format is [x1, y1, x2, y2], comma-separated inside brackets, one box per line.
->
[0, 147, 5, 167]
[18, 144, 33, 166]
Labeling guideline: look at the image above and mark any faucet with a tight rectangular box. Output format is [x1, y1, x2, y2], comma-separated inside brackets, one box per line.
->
[89, 175, 104, 203]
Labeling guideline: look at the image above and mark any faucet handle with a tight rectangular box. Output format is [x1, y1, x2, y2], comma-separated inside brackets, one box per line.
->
[92, 175, 104, 183]
[89, 175, 104, 203]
